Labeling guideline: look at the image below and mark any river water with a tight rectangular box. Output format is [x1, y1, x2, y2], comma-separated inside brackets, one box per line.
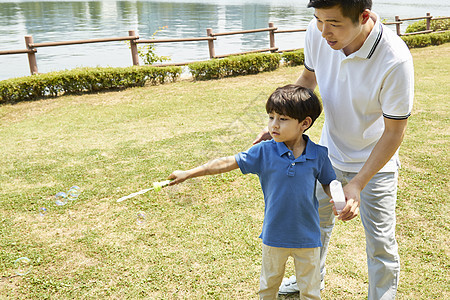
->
[0, 0, 448, 81]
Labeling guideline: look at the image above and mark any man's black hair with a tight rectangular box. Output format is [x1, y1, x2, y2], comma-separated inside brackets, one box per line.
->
[308, 0, 372, 24]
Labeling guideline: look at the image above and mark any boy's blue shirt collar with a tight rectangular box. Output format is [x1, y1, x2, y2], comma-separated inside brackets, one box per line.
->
[274, 134, 317, 161]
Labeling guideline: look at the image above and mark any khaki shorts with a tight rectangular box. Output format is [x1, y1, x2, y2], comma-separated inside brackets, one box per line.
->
[259, 244, 321, 300]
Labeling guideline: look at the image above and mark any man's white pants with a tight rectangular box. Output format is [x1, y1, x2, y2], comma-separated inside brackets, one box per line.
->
[317, 168, 400, 300]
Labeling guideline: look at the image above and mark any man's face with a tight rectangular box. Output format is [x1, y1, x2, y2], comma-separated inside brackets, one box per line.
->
[314, 5, 367, 55]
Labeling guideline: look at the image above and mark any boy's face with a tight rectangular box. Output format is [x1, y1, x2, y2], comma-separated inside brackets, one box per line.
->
[314, 5, 369, 55]
[268, 112, 304, 143]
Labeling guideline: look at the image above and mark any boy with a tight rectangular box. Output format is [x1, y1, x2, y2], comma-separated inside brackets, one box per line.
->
[168, 85, 336, 299]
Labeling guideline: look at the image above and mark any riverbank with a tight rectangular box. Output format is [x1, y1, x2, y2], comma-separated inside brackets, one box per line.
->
[0, 43, 448, 299]
[1, 0, 449, 81]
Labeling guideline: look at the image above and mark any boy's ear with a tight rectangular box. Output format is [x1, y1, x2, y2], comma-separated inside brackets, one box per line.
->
[301, 117, 313, 129]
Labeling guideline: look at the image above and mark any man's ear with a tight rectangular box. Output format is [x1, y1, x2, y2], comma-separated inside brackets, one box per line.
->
[361, 9, 371, 24]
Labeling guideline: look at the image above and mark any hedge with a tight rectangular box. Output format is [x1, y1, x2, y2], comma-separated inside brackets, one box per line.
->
[281, 49, 305, 67]
[406, 18, 450, 33]
[188, 52, 281, 80]
[1, 27, 449, 104]
[401, 31, 450, 48]
[0, 65, 181, 104]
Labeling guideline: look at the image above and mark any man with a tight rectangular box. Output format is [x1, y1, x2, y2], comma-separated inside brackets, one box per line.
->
[254, 1, 414, 299]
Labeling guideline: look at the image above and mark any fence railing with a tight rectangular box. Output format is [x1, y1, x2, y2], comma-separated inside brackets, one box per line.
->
[0, 13, 448, 76]
[384, 13, 449, 36]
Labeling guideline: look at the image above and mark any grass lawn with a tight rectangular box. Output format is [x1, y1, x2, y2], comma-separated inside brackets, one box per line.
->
[0, 43, 448, 299]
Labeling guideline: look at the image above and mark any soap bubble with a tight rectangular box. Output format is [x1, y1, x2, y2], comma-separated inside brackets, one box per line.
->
[136, 211, 146, 225]
[55, 192, 68, 206]
[67, 209, 75, 219]
[39, 207, 47, 217]
[67, 186, 81, 201]
[14, 257, 31, 276]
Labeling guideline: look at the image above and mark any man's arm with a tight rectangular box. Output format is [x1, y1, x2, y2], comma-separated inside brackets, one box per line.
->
[338, 117, 408, 221]
[168, 156, 239, 185]
[252, 68, 318, 144]
[294, 67, 317, 91]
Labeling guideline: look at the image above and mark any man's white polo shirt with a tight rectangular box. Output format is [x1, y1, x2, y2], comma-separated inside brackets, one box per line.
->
[304, 12, 414, 173]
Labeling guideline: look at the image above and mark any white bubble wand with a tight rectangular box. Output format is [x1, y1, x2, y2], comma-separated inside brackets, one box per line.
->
[116, 180, 172, 202]
[330, 180, 346, 214]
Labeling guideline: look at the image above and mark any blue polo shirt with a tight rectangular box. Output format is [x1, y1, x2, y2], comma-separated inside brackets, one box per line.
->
[235, 135, 336, 248]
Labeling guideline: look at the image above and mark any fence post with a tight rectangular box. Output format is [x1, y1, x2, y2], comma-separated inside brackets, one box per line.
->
[269, 22, 276, 52]
[206, 28, 215, 59]
[24, 35, 38, 75]
[395, 16, 401, 36]
[129, 30, 139, 66]
[426, 12, 431, 31]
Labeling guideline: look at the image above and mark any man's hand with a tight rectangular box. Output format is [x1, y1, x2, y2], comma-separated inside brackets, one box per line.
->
[252, 127, 272, 145]
[337, 181, 361, 221]
[335, 118, 408, 221]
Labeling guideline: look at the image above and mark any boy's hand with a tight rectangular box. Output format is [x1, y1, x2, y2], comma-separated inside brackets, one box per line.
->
[330, 199, 340, 217]
[168, 171, 190, 185]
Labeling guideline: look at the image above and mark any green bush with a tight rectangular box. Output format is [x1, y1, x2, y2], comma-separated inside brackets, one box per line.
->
[281, 49, 305, 67]
[401, 31, 450, 48]
[406, 18, 450, 33]
[0, 65, 181, 104]
[188, 52, 281, 80]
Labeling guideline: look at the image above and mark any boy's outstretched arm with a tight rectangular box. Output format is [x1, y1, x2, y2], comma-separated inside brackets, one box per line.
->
[168, 156, 239, 185]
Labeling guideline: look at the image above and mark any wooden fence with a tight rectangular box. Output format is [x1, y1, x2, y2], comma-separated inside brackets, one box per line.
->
[383, 12, 449, 36]
[0, 13, 448, 76]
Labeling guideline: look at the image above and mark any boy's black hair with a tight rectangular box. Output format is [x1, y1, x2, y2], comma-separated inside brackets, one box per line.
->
[307, 0, 372, 24]
[266, 85, 322, 132]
